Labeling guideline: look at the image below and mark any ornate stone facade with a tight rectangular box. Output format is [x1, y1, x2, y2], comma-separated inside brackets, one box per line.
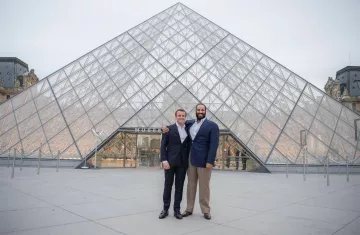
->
[0, 67, 39, 103]
[324, 66, 360, 113]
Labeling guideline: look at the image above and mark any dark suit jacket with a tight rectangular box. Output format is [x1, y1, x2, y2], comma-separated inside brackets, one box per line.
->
[160, 123, 190, 168]
[186, 119, 219, 168]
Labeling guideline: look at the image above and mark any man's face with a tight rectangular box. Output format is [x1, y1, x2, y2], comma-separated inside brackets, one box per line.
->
[176, 111, 186, 125]
[196, 105, 206, 120]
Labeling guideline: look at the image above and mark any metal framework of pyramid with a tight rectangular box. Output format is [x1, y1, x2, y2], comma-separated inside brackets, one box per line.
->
[1, 3, 360, 168]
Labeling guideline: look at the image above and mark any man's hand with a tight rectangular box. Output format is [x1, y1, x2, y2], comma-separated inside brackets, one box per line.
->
[162, 126, 169, 133]
[163, 162, 170, 170]
[206, 163, 213, 169]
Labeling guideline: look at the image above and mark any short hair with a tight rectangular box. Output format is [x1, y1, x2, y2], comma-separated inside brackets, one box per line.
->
[196, 103, 206, 111]
[175, 108, 186, 116]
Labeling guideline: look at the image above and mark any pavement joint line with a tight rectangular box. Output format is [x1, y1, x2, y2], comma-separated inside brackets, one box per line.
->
[94, 209, 162, 221]
[2, 174, 160, 234]
[214, 222, 268, 235]
[207, 210, 265, 226]
[2, 185, 127, 235]
[178, 222, 221, 235]
[0, 221, 98, 235]
[294, 202, 360, 213]
[0, 205, 52, 213]
[331, 214, 360, 235]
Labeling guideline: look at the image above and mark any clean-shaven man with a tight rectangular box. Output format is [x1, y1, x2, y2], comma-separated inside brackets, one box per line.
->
[159, 109, 191, 219]
[163, 104, 219, 220]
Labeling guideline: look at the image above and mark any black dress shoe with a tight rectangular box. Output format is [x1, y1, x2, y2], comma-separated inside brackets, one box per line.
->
[174, 211, 182, 219]
[159, 210, 168, 219]
[204, 213, 211, 220]
[181, 211, 193, 217]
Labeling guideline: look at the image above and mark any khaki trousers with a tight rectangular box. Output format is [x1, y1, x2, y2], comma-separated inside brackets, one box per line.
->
[186, 160, 212, 214]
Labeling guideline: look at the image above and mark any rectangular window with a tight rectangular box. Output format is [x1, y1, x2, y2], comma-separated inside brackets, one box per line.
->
[6, 95, 10, 99]
[352, 103, 356, 110]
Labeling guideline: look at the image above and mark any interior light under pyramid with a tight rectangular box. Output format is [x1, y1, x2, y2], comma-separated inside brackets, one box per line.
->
[0, 3, 359, 170]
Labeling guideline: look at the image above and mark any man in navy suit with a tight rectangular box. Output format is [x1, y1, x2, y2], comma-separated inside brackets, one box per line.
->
[159, 109, 191, 219]
[162, 104, 219, 220]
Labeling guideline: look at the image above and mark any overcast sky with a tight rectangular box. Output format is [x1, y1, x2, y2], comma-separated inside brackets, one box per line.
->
[2, 0, 359, 91]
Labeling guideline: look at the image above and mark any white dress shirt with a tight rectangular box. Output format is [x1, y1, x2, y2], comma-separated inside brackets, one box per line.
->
[162, 122, 188, 164]
[190, 118, 206, 140]
[176, 122, 188, 143]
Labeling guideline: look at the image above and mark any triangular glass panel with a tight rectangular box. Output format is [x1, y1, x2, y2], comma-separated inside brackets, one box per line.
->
[0, 112, 16, 137]
[225, 92, 247, 114]
[133, 71, 153, 89]
[0, 100, 13, 120]
[177, 91, 200, 114]
[136, 103, 162, 127]
[128, 91, 150, 112]
[304, 84, 324, 103]
[150, 115, 172, 128]
[166, 80, 187, 99]
[162, 102, 182, 123]
[214, 104, 238, 128]
[113, 102, 136, 126]
[201, 92, 223, 113]
[69, 114, 94, 140]
[153, 91, 175, 113]
[287, 74, 307, 91]
[34, 89, 56, 110]
[21, 126, 47, 155]
[178, 71, 198, 88]
[30, 79, 50, 99]
[247, 132, 272, 163]
[320, 94, 342, 117]
[281, 83, 301, 103]
[273, 132, 301, 164]
[168, 62, 185, 77]
[204, 110, 226, 129]
[295, 151, 321, 165]
[143, 80, 162, 100]
[64, 61, 82, 76]
[159, 53, 176, 68]
[18, 113, 42, 140]
[0, 127, 19, 153]
[291, 105, 314, 130]
[43, 114, 67, 140]
[266, 149, 293, 164]
[123, 114, 146, 128]
[212, 82, 232, 102]
[95, 114, 119, 138]
[15, 100, 37, 123]
[155, 71, 175, 88]
[240, 105, 264, 129]
[12, 89, 32, 111]
[58, 144, 81, 160]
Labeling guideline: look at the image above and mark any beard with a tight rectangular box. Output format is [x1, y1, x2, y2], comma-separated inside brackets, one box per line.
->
[196, 112, 206, 120]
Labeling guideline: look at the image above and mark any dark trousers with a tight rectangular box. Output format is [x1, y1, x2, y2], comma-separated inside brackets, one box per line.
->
[163, 165, 187, 212]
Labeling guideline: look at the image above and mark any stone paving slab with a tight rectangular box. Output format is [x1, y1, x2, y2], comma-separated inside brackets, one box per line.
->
[1, 166, 359, 235]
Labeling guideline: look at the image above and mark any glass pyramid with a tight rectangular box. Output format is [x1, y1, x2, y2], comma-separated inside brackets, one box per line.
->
[1, 3, 360, 167]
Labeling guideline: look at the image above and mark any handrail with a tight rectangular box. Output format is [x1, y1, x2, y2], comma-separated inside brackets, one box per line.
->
[6, 145, 61, 179]
[326, 155, 359, 165]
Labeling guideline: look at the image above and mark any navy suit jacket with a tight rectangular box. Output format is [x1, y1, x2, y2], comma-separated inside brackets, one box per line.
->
[186, 119, 219, 168]
[160, 124, 190, 168]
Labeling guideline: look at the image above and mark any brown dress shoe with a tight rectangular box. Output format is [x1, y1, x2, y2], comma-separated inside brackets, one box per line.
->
[204, 213, 211, 220]
[181, 211, 193, 217]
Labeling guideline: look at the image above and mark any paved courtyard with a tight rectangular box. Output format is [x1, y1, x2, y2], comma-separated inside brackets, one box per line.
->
[0, 166, 359, 235]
